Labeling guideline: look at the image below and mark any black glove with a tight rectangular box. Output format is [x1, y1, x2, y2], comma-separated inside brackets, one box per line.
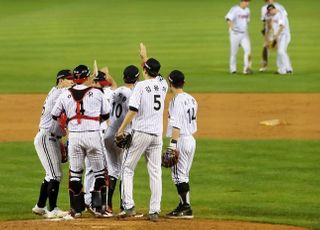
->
[114, 132, 132, 149]
[161, 148, 179, 168]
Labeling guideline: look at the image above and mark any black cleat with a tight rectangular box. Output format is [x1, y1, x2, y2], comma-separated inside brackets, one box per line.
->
[148, 212, 160, 222]
[168, 205, 194, 219]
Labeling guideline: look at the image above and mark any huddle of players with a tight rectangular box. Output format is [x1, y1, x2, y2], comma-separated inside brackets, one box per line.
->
[226, 0, 292, 75]
[32, 43, 198, 221]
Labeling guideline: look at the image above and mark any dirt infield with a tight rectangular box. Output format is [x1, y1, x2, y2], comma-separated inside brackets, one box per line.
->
[0, 218, 309, 230]
[0, 93, 318, 229]
[0, 93, 319, 142]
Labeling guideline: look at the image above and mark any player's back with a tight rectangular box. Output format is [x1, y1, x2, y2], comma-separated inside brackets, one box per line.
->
[55, 85, 109, 132]
[167, 93, 198, 137]
[109, 86, 133, 131]
[261, 2, 287, 21]
[39, 87, 65, 130]
[129, 78, 168, 135]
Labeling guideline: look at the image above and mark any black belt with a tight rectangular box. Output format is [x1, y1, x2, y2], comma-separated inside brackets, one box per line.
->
[134, 130, 158, 137]
[38, 129, 62, 139]
[50, 133, 62, 139]
[69, 130, 99, 133]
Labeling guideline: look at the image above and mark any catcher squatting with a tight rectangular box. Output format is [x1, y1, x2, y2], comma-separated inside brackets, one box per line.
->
[32, 43, 198, 222]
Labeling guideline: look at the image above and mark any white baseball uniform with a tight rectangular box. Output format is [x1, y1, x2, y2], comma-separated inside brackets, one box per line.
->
[269, 10, 292, 74]
[51, 85, 110, 188]
[104, 86, 133, 179]
[225, 5, 252, 73]
[166, 93, 198, 186]
[34, 87, 66, 183]
[121, 77, 168, 214]
[84, 86, 113, 206]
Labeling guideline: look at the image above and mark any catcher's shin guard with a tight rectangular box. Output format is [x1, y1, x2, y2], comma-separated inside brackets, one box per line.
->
[69, 180, 85, 213]
[92, 178, 107, 211]
[91, 191, 102, 209]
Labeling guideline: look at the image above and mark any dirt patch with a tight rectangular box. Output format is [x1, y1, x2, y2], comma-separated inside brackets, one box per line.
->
[0, 218, 309, 230]
[0, 93, 319, 142]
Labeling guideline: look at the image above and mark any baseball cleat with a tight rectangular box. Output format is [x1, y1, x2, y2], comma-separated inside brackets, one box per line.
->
[243, 68, 253, 75]
[231, 71, 237, 75]
[44, 207, 68, 219]
[148, 212, 160, 222]
[101, 207, 114, 218]
[259, 67, 267, 72]
[117, 207, 143, 218]
[32, 205, 48, 216]
[167, 205, 194, 219]
[62, 210, 81, 220]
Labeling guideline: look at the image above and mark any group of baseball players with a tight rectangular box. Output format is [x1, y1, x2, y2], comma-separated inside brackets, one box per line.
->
[226, 0, 292, 75]
[32, 43, 198, 221]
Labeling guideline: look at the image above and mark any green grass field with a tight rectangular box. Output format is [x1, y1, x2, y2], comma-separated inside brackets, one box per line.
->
[0, 0, 319, 93]
[0, 0, 319, 229]
[0, 140, 319, 228]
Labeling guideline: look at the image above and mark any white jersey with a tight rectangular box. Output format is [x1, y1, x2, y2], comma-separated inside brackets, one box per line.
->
[270, 10, 290, 36]
[100, 87, 113, 130]
[51, 84, 110, 132]
[261, 2, 287, 21]
[166, 92, 198, 137]
[109, 86, 133, 131]
[39, 87, 66, 136]
[129, 78, 168, 135]
[225, 5, 250, 33]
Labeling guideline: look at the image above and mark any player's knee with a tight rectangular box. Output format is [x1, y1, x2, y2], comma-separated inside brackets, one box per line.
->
[69, 180, 82, 194]
[176, 182, 190, 194]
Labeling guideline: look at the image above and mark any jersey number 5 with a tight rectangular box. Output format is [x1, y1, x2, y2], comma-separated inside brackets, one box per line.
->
[154, 95, 161, 111]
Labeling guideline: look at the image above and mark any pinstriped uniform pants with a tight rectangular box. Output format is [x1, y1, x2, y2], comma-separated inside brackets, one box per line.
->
[121, 131, 162, 214]
[34, 129, 62, 182]
[171, 135, 196, 184]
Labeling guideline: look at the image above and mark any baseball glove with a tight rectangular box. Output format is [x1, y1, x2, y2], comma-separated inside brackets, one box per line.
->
[161, 148, 179, 168]
[60, 140, 68, 163]
[271, 39, 277, 48]
[114, 132, 132, 149]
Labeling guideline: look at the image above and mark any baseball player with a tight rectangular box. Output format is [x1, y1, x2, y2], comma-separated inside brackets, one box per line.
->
[165, 70, 198, 219]
[83, 69, 115, 215]
[103, 65, 140, 215]
[32, 70, 73, 218]
[225, 0, 252, 75]
[260, 0, 288, 72]
[116, 46, 168, 221]
[51, 65, 110, 219]
[267, 4, 293, 74]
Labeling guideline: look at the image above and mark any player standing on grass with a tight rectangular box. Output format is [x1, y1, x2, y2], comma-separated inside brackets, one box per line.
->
[266, 4, 293, 75]
[83, 68, 116, 217]
[104, 65, 140, 214]
[51, 65, 110, 219]
[225, 0, 252, 75]
[260, 0, 288, 72]
[116, 43, 168, 221]
[165, 70, 198, 219]
[32, 70, 73, 218]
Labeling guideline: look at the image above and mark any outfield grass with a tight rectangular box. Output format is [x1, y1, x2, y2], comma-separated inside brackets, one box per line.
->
[0, 0, 319, 93]
[0, 140, 319, 228]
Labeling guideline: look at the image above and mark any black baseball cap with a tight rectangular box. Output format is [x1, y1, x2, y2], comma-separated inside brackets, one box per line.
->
[93, 70, 111, 87]
[56, 69, 73, 80]
[267, 4, 276, 11]
[123, 65, 139, 83]
[168, 70, 185, 88]
[143, 58, 161, 77]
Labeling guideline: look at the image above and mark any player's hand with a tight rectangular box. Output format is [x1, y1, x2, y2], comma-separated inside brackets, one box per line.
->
[139, 43, 147, 60]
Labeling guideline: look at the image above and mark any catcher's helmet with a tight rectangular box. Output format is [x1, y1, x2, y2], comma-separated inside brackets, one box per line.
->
[73, 65, 90, 84]
[123, 65, 139, 84]
[168, 70, 185, 88]
[143, 58, 161, 77]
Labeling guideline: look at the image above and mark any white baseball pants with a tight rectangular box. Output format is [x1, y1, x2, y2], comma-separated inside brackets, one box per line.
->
[277, 33, 293, 74]
[121, 131, 162, 214]
[229, 30, 252, 73]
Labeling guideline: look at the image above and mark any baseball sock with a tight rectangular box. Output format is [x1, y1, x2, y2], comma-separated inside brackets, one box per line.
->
[119, 180, 123, 211]
[37, 179, 49, 208]
[108, 176, 117, 209]
[47, 180, 60, 211]
[176, 182, 190, 206]
[262, 46, 268, 66]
